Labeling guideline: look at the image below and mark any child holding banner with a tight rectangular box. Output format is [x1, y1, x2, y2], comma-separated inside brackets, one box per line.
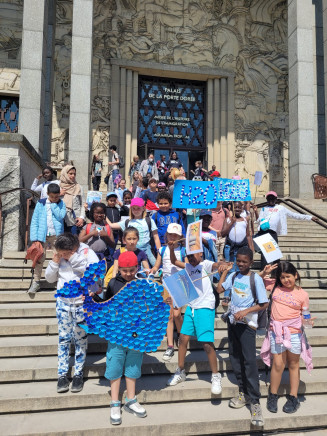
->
[166, 245, 227, 395]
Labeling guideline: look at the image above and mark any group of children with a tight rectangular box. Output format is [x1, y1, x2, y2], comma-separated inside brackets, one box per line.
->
[29, 179, 315, 428]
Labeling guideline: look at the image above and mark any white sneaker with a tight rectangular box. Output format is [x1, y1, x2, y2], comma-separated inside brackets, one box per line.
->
[110, 401, 121, 425]
[124, 397, 147, 418]
[211, 373, 222, 395]
[167, 368, 186, 386]
[27, 281, 40, 294]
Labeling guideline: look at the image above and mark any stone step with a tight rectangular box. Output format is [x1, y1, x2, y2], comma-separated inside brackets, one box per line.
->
[0, 291, 56, 303]
[1, 368, 326, 414]
[0, 303, 55, 318]
[0, 259, 50, 269]
[1, 347, 326, 383]
[278, 242, 327, 247]
[2, 394, 327, 435]
[0, 269, 47, 279]
[0, 327, 326, 358]
[2, 251, 53, 260]
[0, 318, 58, 336]
[0, 280, 55, 290]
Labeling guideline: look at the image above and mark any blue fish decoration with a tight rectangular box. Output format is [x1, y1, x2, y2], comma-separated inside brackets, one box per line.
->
[81, 278, 171, 353]
[54, 260, 107, 299]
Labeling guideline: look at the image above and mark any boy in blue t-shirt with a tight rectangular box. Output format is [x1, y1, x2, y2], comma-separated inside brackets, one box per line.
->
[152, 191, 186, 244]
[217, 246, 268, 428]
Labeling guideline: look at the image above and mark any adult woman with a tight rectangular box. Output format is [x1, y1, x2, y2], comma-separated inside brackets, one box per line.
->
[167, 152, 183, 171]
[139, 153, 159, 180]
[60, 165, 85, 234]
[128, 155, 141, 184]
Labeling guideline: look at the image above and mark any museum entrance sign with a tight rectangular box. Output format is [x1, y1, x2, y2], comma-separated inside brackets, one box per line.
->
[138, 75, 206, 149]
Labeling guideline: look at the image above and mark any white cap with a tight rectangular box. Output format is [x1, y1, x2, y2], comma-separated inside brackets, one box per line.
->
[166, 223, 182, 236]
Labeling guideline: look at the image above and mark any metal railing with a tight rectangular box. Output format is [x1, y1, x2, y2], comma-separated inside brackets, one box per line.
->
[0, 188, 40, 251]
[255, 197, 327, 230]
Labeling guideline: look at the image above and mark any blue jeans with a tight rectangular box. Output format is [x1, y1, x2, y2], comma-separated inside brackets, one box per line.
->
[142, 244, 157, 267]
[223, 244, 239, 298]
[111, 169, 120, 186]
[56, 299, 87, 377]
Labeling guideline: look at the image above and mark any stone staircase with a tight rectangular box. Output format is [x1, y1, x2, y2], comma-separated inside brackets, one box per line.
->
[1, 200, 327, 435]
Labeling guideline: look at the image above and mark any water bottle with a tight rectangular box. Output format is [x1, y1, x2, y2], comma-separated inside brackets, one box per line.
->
[303, 307, 313, 329]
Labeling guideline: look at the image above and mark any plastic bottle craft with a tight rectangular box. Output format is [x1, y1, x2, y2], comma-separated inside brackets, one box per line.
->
[54, 260, 107, 299]
[54, 262, 170, 352]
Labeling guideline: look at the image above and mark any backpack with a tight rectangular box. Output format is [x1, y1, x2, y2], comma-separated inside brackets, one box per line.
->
[231, 271, 268, 329]
[118, 155, 125, 168]
[104, 247, 126, 287]
[24, 241, 44, 286]
[86, 223, 111, 236]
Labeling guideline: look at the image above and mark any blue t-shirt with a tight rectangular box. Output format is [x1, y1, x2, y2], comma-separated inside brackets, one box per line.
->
[152, 209, 186, 244]
[222, 272, 268, 328]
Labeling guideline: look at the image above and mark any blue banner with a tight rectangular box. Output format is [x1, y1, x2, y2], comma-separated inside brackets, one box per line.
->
[172, 179, 252, 209]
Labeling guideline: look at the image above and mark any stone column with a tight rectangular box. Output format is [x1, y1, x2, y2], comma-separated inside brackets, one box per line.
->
[19, 0, 55, 160]
[68, 0, 93, 192]
[323, 1, 327, 172]
[288, 0, 317, 198]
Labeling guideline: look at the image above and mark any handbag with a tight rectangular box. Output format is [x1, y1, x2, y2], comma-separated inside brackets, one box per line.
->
[260, 208, 272, 231]
[104, 174, 109, 185]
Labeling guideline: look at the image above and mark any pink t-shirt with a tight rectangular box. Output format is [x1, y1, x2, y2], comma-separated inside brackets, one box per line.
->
[264, 278, 309, 333]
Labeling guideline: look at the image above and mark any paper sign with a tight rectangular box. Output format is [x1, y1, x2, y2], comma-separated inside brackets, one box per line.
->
[163, 269, 199, 308]
[86, 191, 103, 208]
[186, 219, 203, 255]
[254, 171, 263, 186]
[253, 233, 283, 263]
[172, 179, 252, 209]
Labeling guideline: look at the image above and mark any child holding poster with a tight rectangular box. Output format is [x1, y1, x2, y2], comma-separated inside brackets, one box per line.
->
[166, 246, 227, 395]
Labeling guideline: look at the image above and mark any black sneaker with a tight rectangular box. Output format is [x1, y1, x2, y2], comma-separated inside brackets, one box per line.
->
[71, 374, 84, 393]
[57, 376, 70, 393]
[282, 395, 300, 413]
[267, 392, 278, 413]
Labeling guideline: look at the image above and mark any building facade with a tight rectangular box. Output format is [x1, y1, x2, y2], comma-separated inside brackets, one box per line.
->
[0, 0, 325, 198]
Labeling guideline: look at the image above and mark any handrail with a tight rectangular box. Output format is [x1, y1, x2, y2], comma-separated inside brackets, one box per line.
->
[255, 197, 327, 230]
[0, 188, 40, 251]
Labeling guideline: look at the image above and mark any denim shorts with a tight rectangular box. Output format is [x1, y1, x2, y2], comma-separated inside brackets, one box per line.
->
[105, 342, 143, 380]
[270, 331, 302, 355]
[181, 306, 215, 342]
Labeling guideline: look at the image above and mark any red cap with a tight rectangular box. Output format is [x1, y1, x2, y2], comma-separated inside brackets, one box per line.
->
[118, 251, 138, 268]
[211, 171, 221, 177]
[266, 191, 278, 198]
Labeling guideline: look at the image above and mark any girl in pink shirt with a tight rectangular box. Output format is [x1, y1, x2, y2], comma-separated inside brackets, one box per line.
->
[260, 262, 312, 415]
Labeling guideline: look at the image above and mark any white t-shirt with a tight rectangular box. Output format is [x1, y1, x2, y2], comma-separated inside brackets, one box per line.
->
[185, 260, 215, 309]
[119, 218, 157, 250]
[226, 218, 247, 243]
[112, 152, 119, 170]
[202, 230, 217, 242]
[159, 246, 183, 279]
[259, 206, 282, 233]
[31, 179, 60, 200]
[46, 200, 56, 236]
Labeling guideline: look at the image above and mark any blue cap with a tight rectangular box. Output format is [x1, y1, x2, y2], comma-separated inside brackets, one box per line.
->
[200, 209, 212, 217]
[106, 191, 118, 198]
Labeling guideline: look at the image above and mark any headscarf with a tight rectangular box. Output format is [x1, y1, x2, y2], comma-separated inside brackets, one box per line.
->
[60, 165, 81, 211]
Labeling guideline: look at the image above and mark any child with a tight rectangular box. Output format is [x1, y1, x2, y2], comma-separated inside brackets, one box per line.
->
[192, 161, 207, 180]
[120, 190, 132, 220]
[142, 177, 158, 206]
[45, 233, 99, 393]
[210, 201, 229, 261]
[103, 251, 147, 425]
[107, 198, 161, 267]
[260, 262, 313, 414]
[30, 165, 60, 199]
[28, 183, 66, 294]
[152, 192, 186, 245]
[115, 178, 127, 203]
[221, 201, 254, 266]
[111, 227, 150, 278]
[105, 192, 121, 250]
[167, 248, 226, 395]
[253, 191, 319, 269]
[79, 202, 115, 260]
[200, 210, 217, 242]
[151, 223, 186, 361]
[217, 247, 269, 427]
